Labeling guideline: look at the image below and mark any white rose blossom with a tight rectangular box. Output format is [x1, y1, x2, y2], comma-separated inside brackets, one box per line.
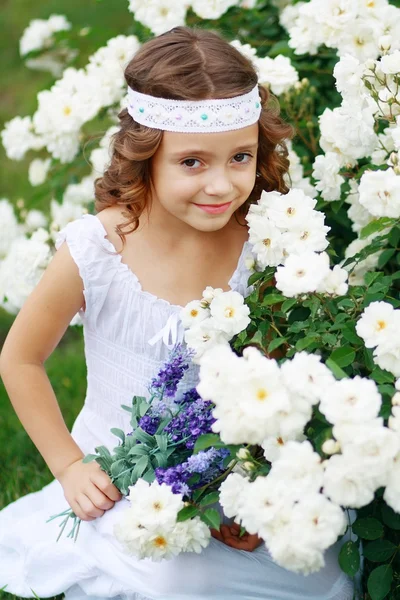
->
[19, 14, 71, 57]
[356, 301, 396, 348]
[358, 168, 400, 218]
[28, 158, 51, 186]
[319, 376, 382, 425]
[275, 251, 330, 297]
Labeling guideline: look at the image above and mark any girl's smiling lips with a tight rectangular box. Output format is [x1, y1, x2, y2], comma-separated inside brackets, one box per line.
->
[193, 201, 232, 214]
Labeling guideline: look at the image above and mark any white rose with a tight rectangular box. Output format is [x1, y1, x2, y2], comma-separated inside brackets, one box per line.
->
[275, 251, 330, 297]
[380, 50, 400, 74]
[359, 168, 400, 218]
[28, 158, 51, 186]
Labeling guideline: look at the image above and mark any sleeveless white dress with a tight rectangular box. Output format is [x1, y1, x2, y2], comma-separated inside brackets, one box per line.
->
[0, 214, 354, 600]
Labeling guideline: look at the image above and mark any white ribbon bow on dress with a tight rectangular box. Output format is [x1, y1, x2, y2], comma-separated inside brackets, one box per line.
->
[148, 311, 185, 350]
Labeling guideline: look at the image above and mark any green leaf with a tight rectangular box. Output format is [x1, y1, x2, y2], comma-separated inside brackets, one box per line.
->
[325, 358, 348, 380]
[128, 445, 149, 456]
[199, 491, 220, 507]
[341, 326, 362, 345]
[110, 428, 125, 443]
[141, 467, 155, 483]
[267, 337, 287, 353]
[110, 459, 129, 479]
[248, 270, 265, 286]
[134, 428, 156, 447]
[378, 248, 396, 268]
[281, 298, 297, 313]
[363, 540, 397, 563]
[262, 293, 286, 306]
[352, 517, 384, 540]
[338, 541, 360, 576]
[155, 434, 168, 454]
[329, 346, 356, 368]
[381, 503, 400, 530]
[321, 333, 338, 345]
[360, 217, 396, 239]
[367, 565, 393, 600]
[295, 334, 319, 351]
[194, 433, 222, 453]
[177, 505, 200, 522]
[364, 347, 375, 371]
[370, 367, 395, 385]
[268, 40, 292, 57]
[82, 454, 98, 463]
[388, 226, 400, 247]
[364, 272, 383, 287]
[132, 455, 149, 480]
[201, 508, 221, 530]
[154, 452, 168, 469]
[95, 445, 112, 457]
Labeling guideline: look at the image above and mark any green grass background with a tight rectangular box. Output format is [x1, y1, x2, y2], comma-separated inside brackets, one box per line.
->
[0, 2, 133, 598]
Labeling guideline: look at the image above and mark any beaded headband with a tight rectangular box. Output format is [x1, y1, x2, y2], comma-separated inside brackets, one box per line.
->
[127, 84, 262, 133]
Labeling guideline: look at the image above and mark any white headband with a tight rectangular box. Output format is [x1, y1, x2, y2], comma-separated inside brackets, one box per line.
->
[127, 84, 262, 133]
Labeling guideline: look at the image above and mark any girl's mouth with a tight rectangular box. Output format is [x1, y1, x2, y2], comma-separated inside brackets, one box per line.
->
[193, 202, 232, 215]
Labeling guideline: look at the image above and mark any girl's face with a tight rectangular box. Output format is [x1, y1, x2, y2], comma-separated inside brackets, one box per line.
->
[149, 123, 259, 232]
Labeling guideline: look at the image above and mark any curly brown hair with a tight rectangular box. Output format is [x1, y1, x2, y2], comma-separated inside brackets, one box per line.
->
[94, 26, 294, 241]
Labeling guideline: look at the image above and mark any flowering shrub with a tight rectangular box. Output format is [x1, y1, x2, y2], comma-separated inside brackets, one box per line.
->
[3, 0, 400, 598]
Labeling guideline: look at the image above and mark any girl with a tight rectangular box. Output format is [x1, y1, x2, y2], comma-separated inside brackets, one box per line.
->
[0, 26, 353, 600]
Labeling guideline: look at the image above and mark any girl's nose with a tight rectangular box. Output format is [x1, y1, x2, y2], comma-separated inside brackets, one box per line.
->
[203, 171, 233, 197]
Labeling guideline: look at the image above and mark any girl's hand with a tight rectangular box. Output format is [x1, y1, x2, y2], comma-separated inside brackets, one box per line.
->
[57, 459, 122, 521]
[211, 522, 263, 552]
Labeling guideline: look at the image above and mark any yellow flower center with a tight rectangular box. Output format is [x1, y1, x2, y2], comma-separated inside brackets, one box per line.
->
[63, 106, 72, 116]
[300, 231, 309, 240]
[153, 535, 167, 548]
[286, 207, 295, 216]
[376, 320, 387, 331]
[257, 388, 268, 401]
[224, 307, 235, 318]
[152, 502, 162, 511]
[277, 437, 284, 445]
[263, 238, 271, 247]
[190, 309, 199, 317]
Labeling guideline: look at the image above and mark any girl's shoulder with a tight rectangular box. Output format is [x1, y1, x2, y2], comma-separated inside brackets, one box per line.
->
[95, 206, 127, 253]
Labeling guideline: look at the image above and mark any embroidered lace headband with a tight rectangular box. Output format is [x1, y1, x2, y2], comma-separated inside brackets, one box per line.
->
[127, 84, 262, 133]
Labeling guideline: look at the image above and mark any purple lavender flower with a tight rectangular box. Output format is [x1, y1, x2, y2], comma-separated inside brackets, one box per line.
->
[155, 448, 229, 496]
[149, 344, 193, 400]
[138, 415, 160, 436]
[181, 388, 201, 404]
[165, 398, 215, 449]
[154, 464, 191, 495]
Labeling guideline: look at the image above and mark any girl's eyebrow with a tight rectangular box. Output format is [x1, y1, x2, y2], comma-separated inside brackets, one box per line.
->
[170, 143, 258, 158]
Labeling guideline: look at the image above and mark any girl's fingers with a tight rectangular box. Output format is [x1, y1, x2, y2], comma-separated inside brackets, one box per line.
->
[87, 485, 115, 511]
[77, 493, 105, 520]
[70, 498, 95, 522]
[93, 470, 122, 501]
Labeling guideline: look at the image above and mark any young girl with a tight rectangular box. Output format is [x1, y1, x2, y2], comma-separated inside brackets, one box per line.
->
[0, 26, 353, 600]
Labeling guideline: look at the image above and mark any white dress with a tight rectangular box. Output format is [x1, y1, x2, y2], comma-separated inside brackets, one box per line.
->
[0, 214, 354, 600]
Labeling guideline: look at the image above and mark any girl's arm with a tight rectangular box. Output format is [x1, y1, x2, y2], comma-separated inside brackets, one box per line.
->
[0, 243, 121, 519]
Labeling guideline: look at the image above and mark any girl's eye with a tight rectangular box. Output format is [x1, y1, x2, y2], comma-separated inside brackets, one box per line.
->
[233, 153, 252, 164]
[182, 158, 201, 169]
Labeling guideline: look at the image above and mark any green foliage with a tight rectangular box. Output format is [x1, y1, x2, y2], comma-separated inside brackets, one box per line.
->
[338, 541, 361, 577]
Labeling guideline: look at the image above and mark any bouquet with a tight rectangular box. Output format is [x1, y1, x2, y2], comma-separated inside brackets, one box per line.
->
[48, 344, 240, 560]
